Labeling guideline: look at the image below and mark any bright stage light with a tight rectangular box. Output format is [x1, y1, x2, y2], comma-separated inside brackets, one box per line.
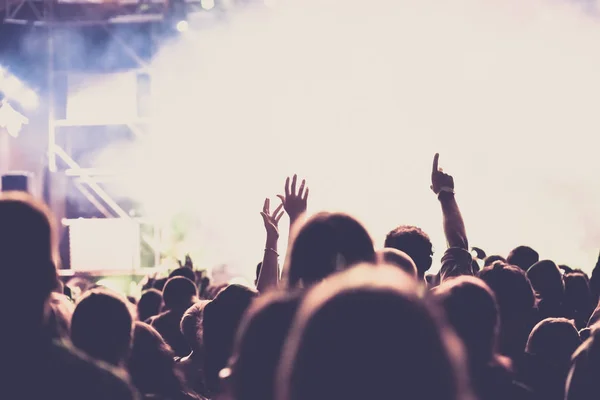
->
[201, 0, 215, 10]
[20, 89, 39, 110]
[0, 66, 38, 110]
[0, 101, 28, 137]
[176, 20, 189, 32]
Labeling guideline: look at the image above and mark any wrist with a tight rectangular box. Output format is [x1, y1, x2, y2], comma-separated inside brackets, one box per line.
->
[437, 190, 455, 201]
[266, 237, 278, 249]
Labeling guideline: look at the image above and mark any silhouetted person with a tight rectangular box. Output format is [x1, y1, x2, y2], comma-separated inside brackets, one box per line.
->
[522, 318, 581, 400]
[178, 301, 210, 397]
[527, 260, 566, 319]
[507, 246, 539, 272]
[566, 326, 600, 400]
[170, 267, 197, 283]
[377, 248, 418, 278]
[137, 288, 163, 323]
[276, 263, 473, 400]
[151, 277, 198, 357]
[71, 288, 135, 367]
[128, 322, 201, 400]
[563, 272, 594, 330]
[285, 212, 376, 288]
[478, 263, 537, 360]
[434, 276, 532, 400]
[0, 192, 136, 399]
[222, 291, 302, 400]
[202, 284, 257, 397]
[385, 225, 433, 280]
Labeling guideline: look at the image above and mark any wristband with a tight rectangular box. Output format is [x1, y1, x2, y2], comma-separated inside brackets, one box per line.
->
[265, 248, 279, 257]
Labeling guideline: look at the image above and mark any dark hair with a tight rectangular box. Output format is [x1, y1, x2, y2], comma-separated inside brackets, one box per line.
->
[434, 276, 499, 365]
[0, 193, 59, 322]
[526, 318, 581, 364]
[527, 260, 565, 314]
[484, 255, 506, 267]
[286, 212, 376, 288]
[180, 301, 209, 352]
[203, 284, 257, 395]
[507, 246, 539, 272]
[71, 288, 134, 366]
[564, 272, 593, 330]
[478, 263, 536, 357]
[377, 248, 418, 278]
[128, 322, 198, 400]
[384, 225, 433, 278]
[277, 264, 471, 400]
[163, 277, 198, 311]
[169, 267, 196, 283]
[225, 291, 302, 400]
[137, 289, 163, 322]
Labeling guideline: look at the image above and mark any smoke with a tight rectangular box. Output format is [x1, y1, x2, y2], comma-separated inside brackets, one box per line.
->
[97, 0, 600, 276]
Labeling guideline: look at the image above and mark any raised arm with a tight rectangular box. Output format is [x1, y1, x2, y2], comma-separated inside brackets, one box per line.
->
[256, 198, 284, 293]
[431, 153, 468, 250]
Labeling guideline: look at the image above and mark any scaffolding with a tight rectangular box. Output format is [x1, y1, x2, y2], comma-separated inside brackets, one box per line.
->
[1, 0, 166, 270]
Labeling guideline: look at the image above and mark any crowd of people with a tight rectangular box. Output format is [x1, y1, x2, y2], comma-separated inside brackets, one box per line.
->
[3, 153, 600, 400]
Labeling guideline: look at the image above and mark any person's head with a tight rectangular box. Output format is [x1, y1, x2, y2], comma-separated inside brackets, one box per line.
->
[527, 260, 565, 304]
[180, 301, 209, 353]
[507, 246, 539, 272]
[285, 212, 376, 288]
[526, 318, 581, 367]
[478, 263, 536, 356]
[169, 267, 196, 283]
[0, 193, 59, 328]
[203, 284, 258, 395]
[564, 272, 593, 326]
[384, 225, 433, 278]
[162, 277, 198, 312]
[223, 291, 302, 400]
[377, 248, 418, 278]
[137, 288, 163, 322]
[128, 322, 190, 398]
[434, 276, 499, 365]
[277, 263, 471, 400]
[484, 255, 506, 267]
[70, 288, 135, 366]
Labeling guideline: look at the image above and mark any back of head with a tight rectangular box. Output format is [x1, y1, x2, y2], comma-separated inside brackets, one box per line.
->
[0, 193, 58, 324]
[484, 255, 506, 267]
[478, 263, 535, 357]
[384, 225, 433, 278]
[564, 273, 592, 310]
[286, 212, 376, 288]
[527, 260, 565, 303]
[277, 264, 470, 400]
[526, 318, 581, 366]
[128, 322, 186, 397]
[225, 291, 302, 400]
[162, 277, 198, 311]
[377, 248, 418, 278]
[180, 301, 209, 351]
[566, 327, 600, 400]
[137, 289, 163, 322]
[203, 284, 257, 395]
[71, 288, 134, 366]
[434, 276, 499, 365]
[507, 246, 539, 272]
[169, 267, 196, 283]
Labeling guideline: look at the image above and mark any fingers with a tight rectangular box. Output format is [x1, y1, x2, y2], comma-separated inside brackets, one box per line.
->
[298, 179, 306, 198]
[273, 202, 283, 217]
[291, 174, 298, 195]
[433, 153, 440, 174]
[285, 177, 291, 197]
[260, 211, 268, 223]
[275, 210, 285, 224]
[303, 187, 309, 202]
[277, 194, 285, 204]
[263, 198, 269, 214]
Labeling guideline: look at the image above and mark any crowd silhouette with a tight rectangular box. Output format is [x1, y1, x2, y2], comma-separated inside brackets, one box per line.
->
[3, 153, 600, 400]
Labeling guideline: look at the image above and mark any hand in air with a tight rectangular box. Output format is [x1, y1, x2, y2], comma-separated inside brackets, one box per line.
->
[260, 198, 284, 239]
[431, 153, 454, 195]
[277, 174, 309, 222]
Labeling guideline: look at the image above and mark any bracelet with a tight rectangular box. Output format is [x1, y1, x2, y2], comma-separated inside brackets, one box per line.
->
[265, 248, 279, 257]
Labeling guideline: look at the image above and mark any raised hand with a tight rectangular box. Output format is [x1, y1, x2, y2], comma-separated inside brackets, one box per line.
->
[277, 174, 309, 223]
[431, 153, 455, 195]
[260, 197, 284, 240]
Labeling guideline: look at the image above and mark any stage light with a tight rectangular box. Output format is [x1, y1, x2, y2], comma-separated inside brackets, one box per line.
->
[20, 89, 39, 110]
[0, 101, 29, 138]
[176, 20, 189, 32]
[201, 0, 215, 10]
[0, 66, 38, 110]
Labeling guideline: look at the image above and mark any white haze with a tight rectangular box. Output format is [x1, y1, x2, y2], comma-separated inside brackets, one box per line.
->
[93, 0, 600, 277]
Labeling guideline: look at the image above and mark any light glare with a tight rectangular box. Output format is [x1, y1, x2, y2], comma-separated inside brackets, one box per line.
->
[176, 20, 189, 32]
[201, 0, 215, 10]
